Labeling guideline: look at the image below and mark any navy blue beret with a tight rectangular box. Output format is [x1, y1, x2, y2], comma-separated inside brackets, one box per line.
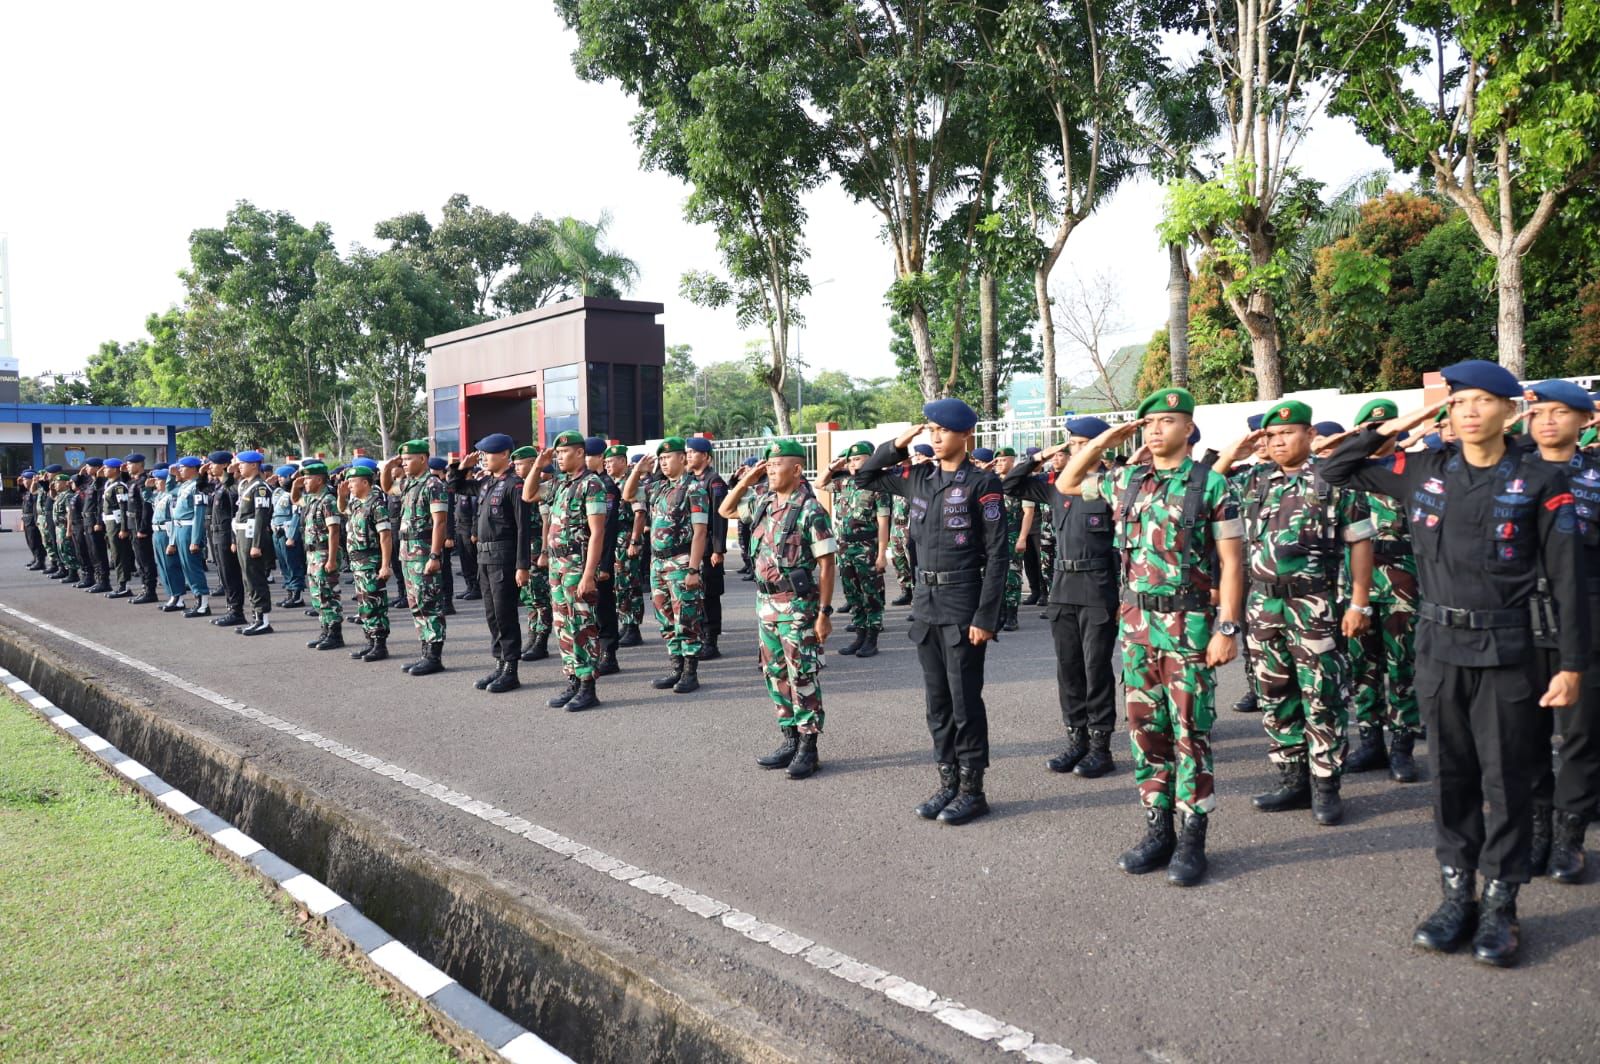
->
[1526, 379, 1595, 413]
[274, 465, 297, 478]
[151, 468, 169, 480]
[1313, 421, 1346, 436]
[177, 456, 203, 468]
[911, 443, 934, 457]
[427, 456, 449, 471]
[154, 462, 169, 471]
[1025, 446, 1041, 456]
[1066, 416, 1111, 439]
[475, 433, 514, 454]
[123, 453, 146, 464]
[44, 464, 62, 474]
[923, 398, 979, 432]
[104, 458, 124, 469]
[585, 436, 609, 456]
[1246, 414, 1264, 431]
[207, 450, 233, 464]
[971, 446, 995, 462]
[630, 454, 645, 464]
[1442, 359, 1520, 398]
[684, 437, 712, 454]
[85, 456, 104, 467]
[352, 457, 379, 470]
[20, 469, 34, 477]
[1188, 425, 1201, 445]
[236, 450, 265, 464]
[742, 456, 758, 467]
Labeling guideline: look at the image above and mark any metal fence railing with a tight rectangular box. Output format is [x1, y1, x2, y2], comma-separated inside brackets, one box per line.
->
[710, 433, 819, 479]
[973, 412, 1138, 454]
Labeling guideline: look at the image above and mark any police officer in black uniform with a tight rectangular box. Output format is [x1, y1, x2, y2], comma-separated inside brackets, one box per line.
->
[585, 436, 625, 675]
[19, 470, 45, 570]
[1004, 417, 1120, 778]
[203, 451, 247, 627]
[120, 454, 159, 604]
[454, 471, 481, 600]
[686, 437, 730, 659]
[449, 433, 531, 693]
[82, 457, 112, 591]
[102, 459, 135, 597]
[857, 398, 1009, 825]
[233, 450, 276, 635]
[1322, 360, 1587, 968]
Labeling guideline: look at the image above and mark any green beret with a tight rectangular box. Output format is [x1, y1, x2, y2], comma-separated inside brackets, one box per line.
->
[995, 446, 1017, 458]
[510, 445, 539, 460]
[54, 472, 71, 482]
[1582, 427, 1599, 448]
[343, 465, 375, 480]
[552, 430, 585, 448]
[1434, 407, 1449, 424]
[1354, 399, 1396, 425]
[767, 439, 805, 459]
[603, 444, 628, 459]
[398, 439, 430, 455]
[1136, 387, 1195, 418]
[844, 441, 873, 458]
[1260, 400, 1312, 428]
[300, 461, 329, 476]
[658, 436, 687, 455]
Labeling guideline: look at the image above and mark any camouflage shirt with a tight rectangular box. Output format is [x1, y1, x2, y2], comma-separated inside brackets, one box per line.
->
[344, 490, 391, 554]
[1085, 458, 1241, 600]
[646, 473, 710, 557]
[830, 477, 890, 542]
[1345, 488, 1415, 601]
[298, 486, 340, 551]
[398, 473, 448, 559]
[1234, 462, 1373, 584]
[547, 469, 608, 559]
[751, 487, 835, 593]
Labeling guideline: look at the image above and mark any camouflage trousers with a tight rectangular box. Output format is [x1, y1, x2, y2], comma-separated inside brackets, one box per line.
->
[651, 553, 704, 658]
[350, 557, 390, 639]
[519, 568, 552, 639]
[306, 549, 341, 627]
[757, 591, 824, 733]
[402, 553, 445, 644]
[550, 558, 600, 680]
[38, 515, 59, 567]
[1039, 525, 1055, 576]
[1347, 593, 1419, 736]
[1005, 552, 1024, 611]
[1248, 590, 1350, 778]
[54, 525, 76, 571]
[1120, 606, 1217, 816]
[838, 544, 885, 631]
[889, 523, 914, 591]
[615, 547, 646, 627]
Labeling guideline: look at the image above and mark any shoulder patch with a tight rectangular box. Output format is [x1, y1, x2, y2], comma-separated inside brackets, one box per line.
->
[1392, 451, 1406, 475]
[1547, 492, 1575, 511]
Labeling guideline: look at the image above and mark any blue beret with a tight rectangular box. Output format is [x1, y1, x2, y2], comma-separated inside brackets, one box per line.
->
[1526, 379, 1595, 413]
[1066, 416, 1111, 439]
[427, 456, 449, 471]
[85, 457, 104, 468]
[1188, 425, 1201, 445]
[1246, 414, 1264, 431]
[275, 464, 298, 478]
[351, 457, 379, 470]
[104, 458, 124, 469]
[1442, 359, 1520, 398]
[742, 456, 758, 467]
[123, 453, 146, 464]
[177, 456, 203, 468]
[1421, 433, 1445, 451]
[911, 443, 934, 457]
[630, 454, 645, 464]
[684, 437, 712, 454]
[475, 433, 514, 454]
[44, 464, 62, 474]
[923, 398, 979, 432]
[585, 436, 610, 456]
[1025, 446, 1042, 456]
[236, 450, 265, 464]
[207, 450, 234, 464]
[1313, 421, 1345, 436]
[20, 469, 34, 477]
[151, 468, 170, 479]
[153, 462, 169, 471]
[971, 447, 995, 462]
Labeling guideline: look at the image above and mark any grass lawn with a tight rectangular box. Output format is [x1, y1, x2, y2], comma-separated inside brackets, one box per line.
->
[0, 691, 458, 1063]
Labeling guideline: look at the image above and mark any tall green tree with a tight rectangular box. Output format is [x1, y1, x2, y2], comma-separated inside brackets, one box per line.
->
[520, 212, 638, 302]
[376, 194, 545, 320]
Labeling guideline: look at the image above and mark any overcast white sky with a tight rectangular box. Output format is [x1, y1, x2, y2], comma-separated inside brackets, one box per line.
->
[2, 1, 1391, 385]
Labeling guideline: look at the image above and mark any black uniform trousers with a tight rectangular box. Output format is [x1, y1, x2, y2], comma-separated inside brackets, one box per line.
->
[477, 542, 521, 662]
[1023, 540, 1045, 599]
[111, 533, 134, 586]
[457, 535, 479, 594]
[910, 621, 990, 768]
[737, 520, 753, 571]
[1418, 654, 1541, 883]
[439, 543, 455, 603]
[1531, 645, 1600, 823]
[22, 518, 44, 564]
[1045, 602, 1118, 732]
[701, 558, 725, 638]
[90, 528, 111, 584]
[208, 529, 244, 611]
[243, 544, 272, 613]
[597, 576, 620, 651]
[132, 535, 157, 594]
[72, 527, 93, 578]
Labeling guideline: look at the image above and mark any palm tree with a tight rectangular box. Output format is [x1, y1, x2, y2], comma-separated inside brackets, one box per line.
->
[523, 211, 640, 302]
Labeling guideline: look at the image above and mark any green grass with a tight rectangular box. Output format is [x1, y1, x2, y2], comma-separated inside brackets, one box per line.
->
[0, 692, 458, 1063]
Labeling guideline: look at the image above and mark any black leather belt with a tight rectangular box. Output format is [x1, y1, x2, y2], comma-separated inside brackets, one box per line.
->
[840, 532, 879, 544]
[1251, 575, 1334, 598]
[1121, 589, 1210, 613]
[1055, 557, 1111, 573]
[1372, 541, 1412, 561]
[1418, 601, 1528, 630]
[920, 570, 981, 587]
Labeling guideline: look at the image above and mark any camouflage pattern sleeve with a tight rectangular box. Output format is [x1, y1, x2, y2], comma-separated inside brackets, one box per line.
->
[1337, 485, 1376, 543]
[581, 474, 608, 517]
[1204, 468, 1243, 541]
[687, 479, 711, 526]
[1079, 465, 1124, 508]
[427, 479, 449, 514]
[872, 488, 891, 519]
[804, 498, 837, 559]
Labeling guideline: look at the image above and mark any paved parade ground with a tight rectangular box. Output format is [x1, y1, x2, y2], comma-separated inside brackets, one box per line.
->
[2, 533, 1597, 1063]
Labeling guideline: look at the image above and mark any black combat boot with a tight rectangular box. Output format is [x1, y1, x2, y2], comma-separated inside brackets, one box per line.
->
[1388, 729, 1419, 783]
[837, 629, 867, 656]
[459, 586, 481, 601]
[212, 608, 246, 627]
[547, 674, 580, 707]
[756, 727, 799, 769]
[855, 629, 880, 659]
[937, 765, 989, 825]
[914, 763, 960, 820]
[89, 579, 112, 593]
[618, 623, 642, 647]
[1252, 760, 1312, 812]
[1167, 812, 1210, 887]
[1074, 729, 1116, 778]
[1002, 606, 1019, 632]
[890, 589, 912, 606]
[408, 641, 444, 675]
[315, 623, 344, 651]
[351, 637, 374, 660]
[520, 633, 549, 662]
[476, 660, 506, 690]
[1117, 807, 1177, 874]
[106, 584, 132, 599]
[307, 625, 329, 649]
[1548, 811, 1588, 884]
[486, 660, 521, 694]
[1345, 724, 1387, 773]
[1232, 690, 1259, 713]
[786, 733, 820, 779]
[362, 635, 389, 662]
[1472, 880, 1520, 967]
[130, 590, 157, 605]
[1311, 774, 1345, 826]
[402, 645, 429, 673]
[564, 677, 600, 712]
[597, 645, 619, 676]
[1412, 866, 1478, 953]
[1046, 728, 1090, 773]
[1530, 805, 1554, 876]
[652, 656, 684, 690]
[699, 636, 721, 661]
[674, 656, 700, 694]
[304, 606, 319, 616]
[240, 612, 273, 636]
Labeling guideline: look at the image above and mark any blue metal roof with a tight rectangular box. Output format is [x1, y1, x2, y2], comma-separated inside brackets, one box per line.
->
[0, 404, 212, 428]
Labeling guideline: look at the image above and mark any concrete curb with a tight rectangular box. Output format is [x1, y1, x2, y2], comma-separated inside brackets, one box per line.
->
[0, 665, 570, 1064]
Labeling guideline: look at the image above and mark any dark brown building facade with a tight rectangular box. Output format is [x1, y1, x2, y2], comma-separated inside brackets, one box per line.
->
[424, 297, 665, 454]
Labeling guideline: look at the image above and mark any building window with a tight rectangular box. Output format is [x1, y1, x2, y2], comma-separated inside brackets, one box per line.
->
[641, 365, 662, 440]
[432, 386, 460, 455]
[587, 362, 609, 437]
[612, 363, 637, 443]
[543, 363, 581, 440]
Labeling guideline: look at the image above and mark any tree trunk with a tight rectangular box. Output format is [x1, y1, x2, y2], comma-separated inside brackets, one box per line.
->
[767, 325, 793, 435]
[1496, 250, 1526, 378]
[1035, 268, 1057, 417]
[979, 271, 998, 419]
[1166, 243, 1191, 387]
[1246, 290, 1284, 399]
[374, 390, 392, 457]
[908, 304, 941, 400]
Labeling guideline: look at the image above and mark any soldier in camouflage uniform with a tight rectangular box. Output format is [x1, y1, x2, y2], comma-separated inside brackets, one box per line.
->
[340, 464, 393, 662]
[991, 447, 1035, 631]
[623, 437, 710, 695]
[52, 474, 81, 582]
[1214, 401, 1375, 827]
[538, 430, 609, 709]
[816, 440, 890, 658]
[605, 445, 646, 647]
[511, 447, 553, 662]
[382, 440, 450, 676]
[293, 461, 344, 650]
[1340, 399, 1421, 783]
[1059, 387, 1245, 886]
[721, 439, 837, 779]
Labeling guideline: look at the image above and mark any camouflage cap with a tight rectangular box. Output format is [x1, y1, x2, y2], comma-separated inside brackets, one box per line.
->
[1136, 387, 1195, 418]
[552, 429, 585, 448]
[658, 436, 687, 455]
[767, 439, 805, 459]
[398, 439, 430, 455]
[1354, 398, 1396, 425]
[1260, 400, 1312, 428]
[511, 445, 539, 460]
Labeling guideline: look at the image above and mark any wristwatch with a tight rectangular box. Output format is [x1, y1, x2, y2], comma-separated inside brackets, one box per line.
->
[1216, 620, 1242, 638]
[822, 605, 834, 616]
[429, 552, 442, 561]
[1350, 604, 1374, 617]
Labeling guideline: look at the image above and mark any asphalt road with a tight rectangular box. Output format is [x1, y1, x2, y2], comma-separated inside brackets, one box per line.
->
[2, 534, 1597, 1063]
